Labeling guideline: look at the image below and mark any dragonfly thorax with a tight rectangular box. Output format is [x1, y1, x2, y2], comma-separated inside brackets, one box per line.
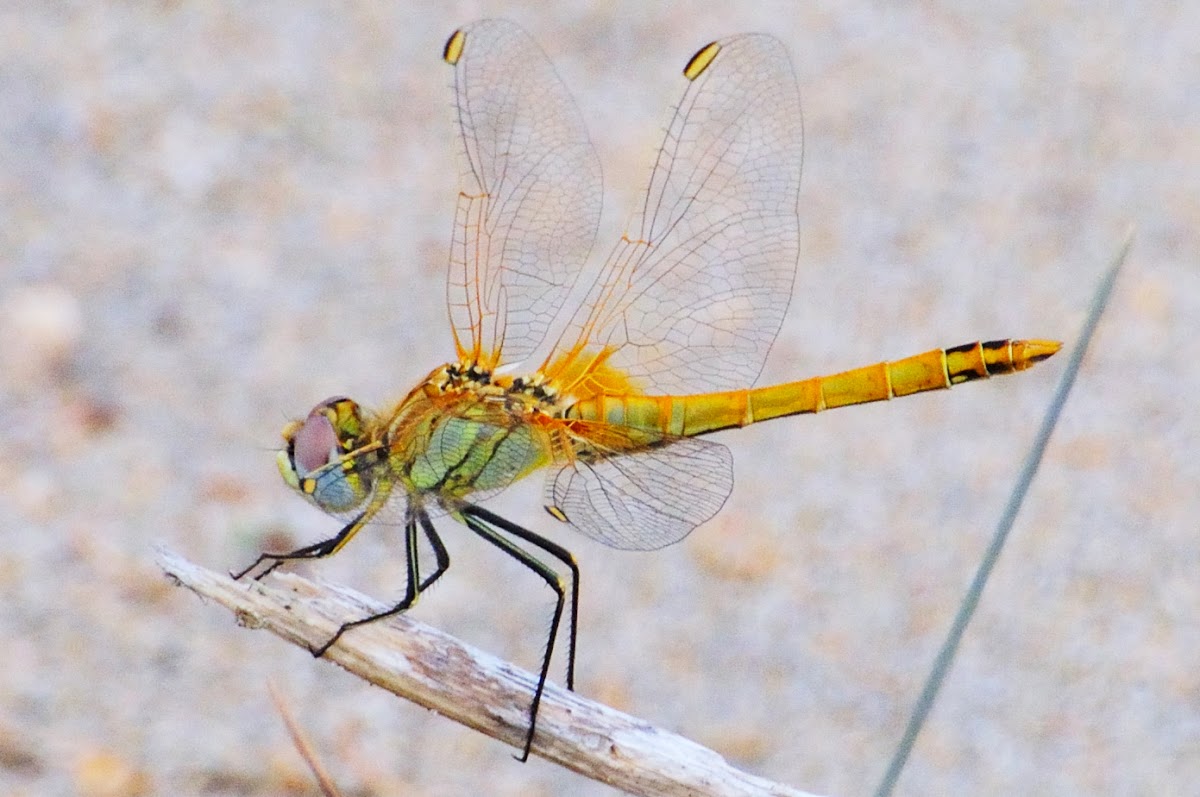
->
[367, 361, 564, 500]
[430, 361, 563, 417]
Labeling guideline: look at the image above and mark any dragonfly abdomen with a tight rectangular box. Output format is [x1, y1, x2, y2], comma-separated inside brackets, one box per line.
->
[566, 339, 1060, 438]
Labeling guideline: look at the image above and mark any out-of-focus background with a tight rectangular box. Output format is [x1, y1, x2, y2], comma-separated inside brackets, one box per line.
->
[2, 1, 1195, 795]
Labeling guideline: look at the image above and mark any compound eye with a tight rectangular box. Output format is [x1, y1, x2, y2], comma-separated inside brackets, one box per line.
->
[291, 409, 339, 475]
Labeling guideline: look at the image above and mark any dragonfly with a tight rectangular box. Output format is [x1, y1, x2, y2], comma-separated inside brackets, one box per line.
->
[235, 19, 1060, 761]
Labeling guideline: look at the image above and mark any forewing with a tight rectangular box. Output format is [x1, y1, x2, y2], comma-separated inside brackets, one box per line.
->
[557, 34, 803, 393]
[444, 20, 603, 368]
[546, 431, 734, 550]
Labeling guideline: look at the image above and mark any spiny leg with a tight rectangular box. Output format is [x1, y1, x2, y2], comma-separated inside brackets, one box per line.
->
[464, 504, 580, 690]
[459, 504, 576, 762]
[416, 511, 451, 593]
[230, 510, 369, 581]
[312, 510, 451, 657]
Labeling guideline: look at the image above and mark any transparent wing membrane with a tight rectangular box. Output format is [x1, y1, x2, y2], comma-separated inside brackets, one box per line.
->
[444, 19, 603, 367]
[554, 34, 803, 394]
[547, 432, 734, 550]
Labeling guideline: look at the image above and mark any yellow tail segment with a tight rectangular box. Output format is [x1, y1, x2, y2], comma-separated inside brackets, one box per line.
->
[567, 339, 1061, 437]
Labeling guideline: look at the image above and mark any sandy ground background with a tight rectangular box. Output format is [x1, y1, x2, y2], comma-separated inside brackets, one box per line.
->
[2, 1, 1196, 795]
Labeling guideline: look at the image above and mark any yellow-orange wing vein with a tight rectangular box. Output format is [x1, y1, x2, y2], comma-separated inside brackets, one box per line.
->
[548, 33, 803, 395]
[545, 34, 803, 549]
[443, 20, 603, 369]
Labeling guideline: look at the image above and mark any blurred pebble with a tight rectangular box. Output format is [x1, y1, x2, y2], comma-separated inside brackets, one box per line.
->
[0, 284, 83, 382]
[0, 727, 42, 775]
[73, 750, 152, 797]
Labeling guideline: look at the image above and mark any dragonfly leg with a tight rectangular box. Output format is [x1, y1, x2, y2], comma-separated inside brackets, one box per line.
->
[416, 510, 451, 592]
[462, 504, 580, 691]
[459, 504, 576, 763]
[311, 511, 451, 658]
[230, 509, 370, 581]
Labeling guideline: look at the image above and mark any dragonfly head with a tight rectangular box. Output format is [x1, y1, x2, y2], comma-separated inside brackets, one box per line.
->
[277, 397, 372, 513]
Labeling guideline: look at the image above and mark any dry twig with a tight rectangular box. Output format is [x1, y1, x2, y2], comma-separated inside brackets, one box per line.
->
[158, 548, 822, 797]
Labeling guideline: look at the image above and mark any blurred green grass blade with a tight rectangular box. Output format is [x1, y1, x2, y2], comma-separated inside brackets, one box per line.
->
[874, 230, 1133, 797]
